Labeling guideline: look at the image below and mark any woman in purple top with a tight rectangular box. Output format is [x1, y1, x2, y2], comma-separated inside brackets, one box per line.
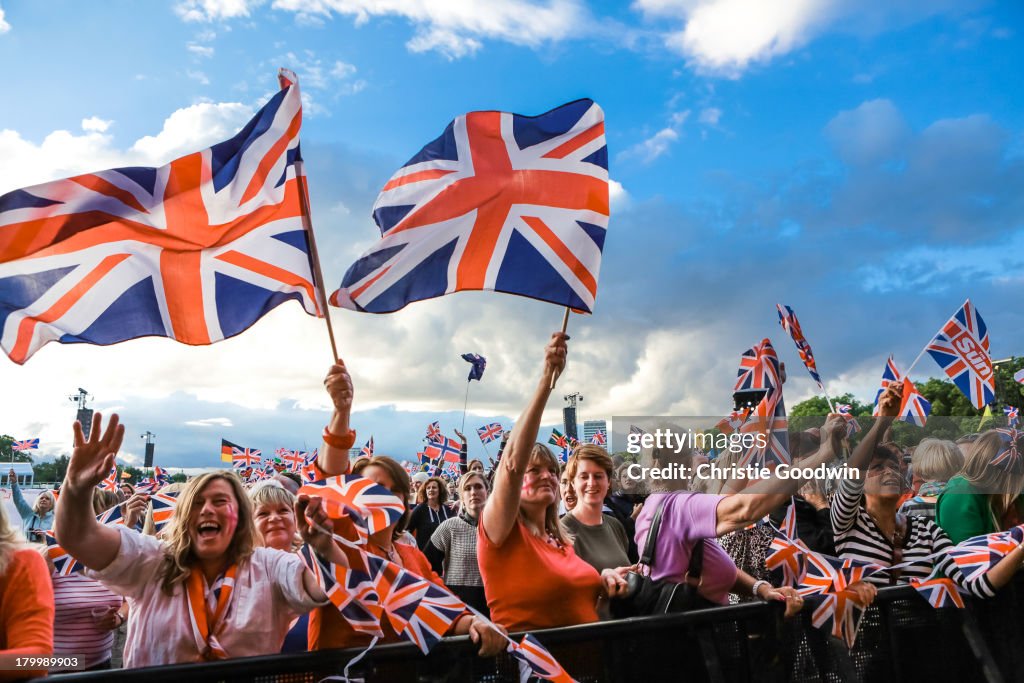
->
[633, 414, 857, 612]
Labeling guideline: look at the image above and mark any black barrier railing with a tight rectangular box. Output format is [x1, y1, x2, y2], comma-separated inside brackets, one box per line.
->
[50, 577, 1024, 683]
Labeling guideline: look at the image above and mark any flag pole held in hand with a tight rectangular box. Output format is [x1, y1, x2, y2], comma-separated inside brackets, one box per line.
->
[295, 160, 340, 363]
[550, 307, 570, 389]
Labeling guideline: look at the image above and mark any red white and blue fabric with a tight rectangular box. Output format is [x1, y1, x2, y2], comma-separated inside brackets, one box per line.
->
[0, 69, 319, 365]
[1015, 369, 1024, 385]
[1004, 406, 1019, 429]
[98, 466, 118, 492]
[715, 408, 750, 435]
[44, 503, 130, 575]
[872, 355, 902, 416]
[835, 404, 861, 435]
[276, 448, 305, 472]
[12, 438, 39, 451]
[136, 477, 157, 493]
[911, 576, 965, 609]
[298, 475, 405, 541]
[299, 461, 319, 483]
[477, 423, 503, 444]
[946, 525, 1024, 582]
[925, 299, 995, 409]
[359, 437, 374, 460]
[766, 501, 808, 587]
[425, 421, 443, 444]
[150, 491, 179, 533]
[231, 446, 261, 469]
[734, 338, 783, 396]
[303, 448, 318, 464]
[153, 465, 171, 485]
[897, 377, 932, 428]
[330, 99, 609, 315]
[989, 428, 1022, 473]
[461, 353, 487, 382]
[735, 341, 789, 468]
[776, 304, 824, 390]
[299, 545, 384, 637]
[798, 552, 884, 647]
[590, 430, 607, 446]
[508, 633, 578, 683]
[424, 436, 461, 464]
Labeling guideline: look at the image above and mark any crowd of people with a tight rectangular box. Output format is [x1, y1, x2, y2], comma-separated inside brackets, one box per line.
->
[1, 331, 1023, 679]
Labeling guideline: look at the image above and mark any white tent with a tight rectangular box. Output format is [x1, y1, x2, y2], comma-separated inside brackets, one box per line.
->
[4, 462, 35, 486]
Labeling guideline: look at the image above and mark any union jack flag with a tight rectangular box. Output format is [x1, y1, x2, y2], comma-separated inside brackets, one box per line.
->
[230, 445, 261, 469]
[330, 99, 609, 314]
[150, 491, 179, 533]
[911, 576, 965, 609]
[276, 448, 306, 472]
[925, 300, 995, 409]
[298, 475, 405, 540]
[872, 355, 902, 416]
[776, 304, 824, 390]
[947, 526, 1024, 582]
[898, 377, 932, 427]
[153, 465, 170, 485]
[0, 70, 320, 365]
[299, 461, 320, 483]
[98, 466, 118, 492]
[379, 566, 466, 654]
[461, 353, 487, 382]
[767, 533, 805, 588]
[477, 423, 503, 444]
[811, 591, 863, 648]
[299, 545, 384, 636]
[303, 448, 318, 464]
[425, 421, 442, 443]
[734, 339, 783, 397]
[735, 341, 789, 468]
[424, 435, 461, 464]
[12, 438, 39, 451]
[135, 477, 157, 493]
[359, 437, 374, 460]
[715, 408, 751, 435]
[835, 404, 861, 436]
[590, 430, 606, 446]
[44, 532, 83, 576]
[1004, 406, 1019, 429]
[508, 633, 578, 683]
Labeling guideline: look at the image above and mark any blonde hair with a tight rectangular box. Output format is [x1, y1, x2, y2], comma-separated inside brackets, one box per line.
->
[92, 489, 119, 516]
[157, 472, 256, 595]
[0, 501, 27, 575]
[33, 490, 56, 517]
[249, 481, 300, 551]
[521, 444, 570, 547]
[912, 439, 964, 483]
[961, 431, 1024, 521]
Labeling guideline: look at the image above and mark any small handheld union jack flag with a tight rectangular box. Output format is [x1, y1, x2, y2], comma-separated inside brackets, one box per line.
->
[777, 304, 825, 391]
[872, 355, 902, 416]
[1004, 406, 1019, 429]
[897, 377, 932, 427]
[425, 421, 443, 444]
[331, 99, 609, 315]
[298, 475, 405, 541]
[911, 576, 966, 609]
[924, 299, 995, 409]
[230, 445, 262, 470]
[12, 438, 39, 452]
[150, 491, 179, 533]
[508, 633, 578, 683]
[98, 466, 118, 492]
[359, 437, 374, 460]
[477, 423, 504, 445]
[590, 430, 606, 446]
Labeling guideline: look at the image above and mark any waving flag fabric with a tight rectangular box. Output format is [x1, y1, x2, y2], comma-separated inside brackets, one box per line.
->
[509, 633, 578, 683]
[947, 526, 1024, 582]
[424, 436, 461, 464]
[12, 438, 39, 451]
[425, 421, 442, 443]
[98, 466, 118, 492]
[1015, 369, 1024, 385]
[716, 408, 751, 436]
[590, 430, 606, 446]
[734, 340, 789, 468]
[776, 304, 824, 390]
[548, 428, 568, 449]
[872, 356, 902, 416]
[734, 339, 783, 397]
[0, 70, 319, 365]
[461, 353, 487, 381]
[898, 377, 932, 427]
[298, 475, 405, 539]
[225, 441, 261, 469]
[1004, 406, 1019, 429]
[911, 576, 965, 609]
[150, 491, 179, 533]
[359, 437, 374, 460]
[925, 300, 995, 409]
[477, 423, 503, 444]
[276, 448, 306, 472]
[153, 465, 170, 485]
[331, 99, 609, 314]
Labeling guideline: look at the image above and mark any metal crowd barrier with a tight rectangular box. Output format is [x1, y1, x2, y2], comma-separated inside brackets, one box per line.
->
[51, 577, 1024, 683]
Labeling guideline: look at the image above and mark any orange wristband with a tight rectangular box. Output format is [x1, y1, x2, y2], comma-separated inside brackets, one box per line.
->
[322, 427, 356, 450]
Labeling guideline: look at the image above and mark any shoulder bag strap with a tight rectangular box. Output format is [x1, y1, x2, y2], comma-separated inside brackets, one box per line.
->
[639, 499, 667, 570]
[685, 537, 706, 587]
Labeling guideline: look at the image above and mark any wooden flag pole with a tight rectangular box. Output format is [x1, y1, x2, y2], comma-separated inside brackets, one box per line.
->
[295, 160, 340, 363]
[549, 307, 571, 389]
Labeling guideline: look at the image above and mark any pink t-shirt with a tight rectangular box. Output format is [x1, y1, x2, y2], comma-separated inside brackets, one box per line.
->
[634, 492, 738, 605]
[87, 527, 324, 668]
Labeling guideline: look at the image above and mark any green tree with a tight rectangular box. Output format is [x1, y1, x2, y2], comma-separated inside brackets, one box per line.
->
[170, 472, 188, 483]
[32, 455, 70, 483]
[0, 435, 34, 463]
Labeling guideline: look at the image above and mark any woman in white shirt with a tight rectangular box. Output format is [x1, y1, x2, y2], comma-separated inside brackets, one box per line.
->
[53, 412, 348, 668]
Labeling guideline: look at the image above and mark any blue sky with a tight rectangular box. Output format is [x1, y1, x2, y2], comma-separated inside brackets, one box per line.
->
[1, 0, 1022, 470]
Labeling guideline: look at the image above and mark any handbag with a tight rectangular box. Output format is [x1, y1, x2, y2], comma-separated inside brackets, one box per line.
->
[612, 498, 710, 618]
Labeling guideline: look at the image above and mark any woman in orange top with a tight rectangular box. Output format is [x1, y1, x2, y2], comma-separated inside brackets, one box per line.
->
[310, 360, 504, 656]
[478, 332, 629, 632]
[1, 487, 54, 681]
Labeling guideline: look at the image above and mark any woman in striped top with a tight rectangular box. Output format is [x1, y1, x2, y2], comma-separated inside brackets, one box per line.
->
[833, 385, 1024, 595]
[49, 572, 124, 671]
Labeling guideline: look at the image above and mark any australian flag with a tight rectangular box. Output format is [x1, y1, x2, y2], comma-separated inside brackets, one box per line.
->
[331, 99, 609, 314]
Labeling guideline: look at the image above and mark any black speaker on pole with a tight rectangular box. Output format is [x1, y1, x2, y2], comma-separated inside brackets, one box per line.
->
[76, 408, 95, 440]
[563, 406, 578, 441]
[144, 443, 155, 468]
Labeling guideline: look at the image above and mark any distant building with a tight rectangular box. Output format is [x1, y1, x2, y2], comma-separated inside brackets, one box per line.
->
[582, 419, 608, 450]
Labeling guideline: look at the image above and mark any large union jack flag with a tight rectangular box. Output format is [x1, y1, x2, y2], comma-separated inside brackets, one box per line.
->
[0, 69, 320, 365]
[925, 300, 995, 409]
[298, 475, 405, 540]
[911, 576, 966, 609]
[331, 99, 609, 314]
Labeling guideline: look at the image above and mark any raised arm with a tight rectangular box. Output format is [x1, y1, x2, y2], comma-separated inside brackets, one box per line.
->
[53, 413, 125, 571]
[454, 429, 468, 476]
[847, 383, 901, 472]
[8, 468, 32, 520]
[317, 361, 355, 476]
[481, 332, 566, 546]
[715, 413, 846, 535]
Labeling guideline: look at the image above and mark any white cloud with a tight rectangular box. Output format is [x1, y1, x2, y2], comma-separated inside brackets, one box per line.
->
[0, 5, 10, 34]
[187, 42, 215, 58]
[330, 60, 356, 80]
[130, 101, 254, 161]
[633, 0, 969, 77]
[186, 69, 211, 85]
[698, 106, 722, 126]
[81, 116, 112, 133]
[184, 417, 235, 427]
[270, 0, 589, 59]
[175, 0, 262, 22]
[824, 98, 910, 166]
[609, 179, 630, 211]
[618, 127, 679, 164]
